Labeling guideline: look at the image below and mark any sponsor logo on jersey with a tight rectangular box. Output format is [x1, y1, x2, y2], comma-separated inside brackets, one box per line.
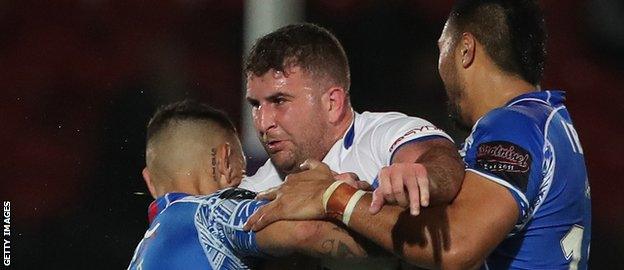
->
[476, 141, 532, 192]
[389, 126, 440, 153]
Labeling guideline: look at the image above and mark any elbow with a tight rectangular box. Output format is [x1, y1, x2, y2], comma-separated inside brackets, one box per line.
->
[448, 173, 463, 201]
[401, 241, 484, 269]
[443, 162, 465, 203]
[440, 245, 484, 270]
[449, 156, 466, 195]
[291, 221, 324, 247]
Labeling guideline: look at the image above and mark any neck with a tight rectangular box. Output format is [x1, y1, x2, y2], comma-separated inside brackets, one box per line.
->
[154, 174, 218, 198]
[309, 107, 354, 166]
[467, 71, 536, 124]
[338, 107, 355, 136]
[329, 107, 355, 146]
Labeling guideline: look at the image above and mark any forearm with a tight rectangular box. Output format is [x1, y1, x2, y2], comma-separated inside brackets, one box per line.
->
[245, 162, 516, 268]
[344, 176, 517, 269]
[347, 195, 453, 268]
[256, 220, 367, 259]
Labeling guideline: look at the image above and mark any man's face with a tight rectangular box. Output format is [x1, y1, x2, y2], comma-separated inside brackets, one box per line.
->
[438, 21, 471, 130]
[246, 67, 330, 175]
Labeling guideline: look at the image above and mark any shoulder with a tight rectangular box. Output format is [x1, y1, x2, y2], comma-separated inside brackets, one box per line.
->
[474, 106, 547, 141]
[359, 111, 435, 126]
[358, 111, 446, 137]
[195, 188, 266, 226]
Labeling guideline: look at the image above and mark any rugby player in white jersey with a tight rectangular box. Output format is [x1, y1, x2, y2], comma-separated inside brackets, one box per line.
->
[240, 23, 464, 216]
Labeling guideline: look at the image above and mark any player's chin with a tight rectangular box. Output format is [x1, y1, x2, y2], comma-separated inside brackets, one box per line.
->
[270, 152, 298, 173]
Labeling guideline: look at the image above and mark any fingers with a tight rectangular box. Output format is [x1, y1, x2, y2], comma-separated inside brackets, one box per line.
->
[416, 166, 430, 207]
[369, 188, 384, 214]
[356, 180, 372, 191]
[255, 187, 279, 201]
[390, 170, 409, 208]
[243, 204, 267, 231]
[243, 202, 280, 231]
[335, 172, 360, 187]
[251, 208, 279, 231]
[378, 167, 396, 205]
[404, 175, 421, 216]
[368, 163, 431, 216]
[300, 159, 322, 171]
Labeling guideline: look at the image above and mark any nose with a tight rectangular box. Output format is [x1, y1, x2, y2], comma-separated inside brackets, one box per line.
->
[254, 104, 276, 135]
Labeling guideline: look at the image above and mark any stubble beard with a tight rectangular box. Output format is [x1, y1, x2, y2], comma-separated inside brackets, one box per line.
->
[447, 98, 471, 132]
[269, 148, 297, 179]
[443, 60, 472, 132]
[271, 141, 324, 179]
[444, 78, 472, 132]
[271, 126, 332, 179]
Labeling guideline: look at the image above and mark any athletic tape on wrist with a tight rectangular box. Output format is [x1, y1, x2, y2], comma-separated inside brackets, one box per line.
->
[342, 190, 366, 225]
[323, 181, 366, 224]
[323, 181, 345, 211]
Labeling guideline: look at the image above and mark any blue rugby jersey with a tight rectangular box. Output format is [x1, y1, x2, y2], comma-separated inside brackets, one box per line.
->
[128, 189, 267, 270]
[461, 91, 591, 269]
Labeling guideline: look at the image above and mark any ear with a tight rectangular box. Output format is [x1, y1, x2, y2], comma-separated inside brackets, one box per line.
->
[324, 86, 348, 124]
[459, 32, 476, 68]
[215, 142, 234, 188]
[142, 167, 157, 199]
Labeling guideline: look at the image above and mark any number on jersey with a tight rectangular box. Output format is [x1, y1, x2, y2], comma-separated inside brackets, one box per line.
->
[561, 120, 583, 154]
[561, 225, 584, 270]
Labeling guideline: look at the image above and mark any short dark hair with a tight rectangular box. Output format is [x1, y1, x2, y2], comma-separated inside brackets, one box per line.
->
[146, 100, 236, 143]
[244, 23, 351, 91]
[448, 0, 547, 85]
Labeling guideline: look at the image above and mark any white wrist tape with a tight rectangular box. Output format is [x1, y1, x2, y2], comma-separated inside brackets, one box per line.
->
[322, 181, 345, 212]
[342, 190, 366, 225]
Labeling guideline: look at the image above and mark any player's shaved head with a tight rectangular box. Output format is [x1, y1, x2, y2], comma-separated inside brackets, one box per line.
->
[144, 100, 243, 196]
[147, 120, 227, 183]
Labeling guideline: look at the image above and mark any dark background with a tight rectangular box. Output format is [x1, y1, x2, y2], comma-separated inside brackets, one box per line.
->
[2, 0, 622, 268]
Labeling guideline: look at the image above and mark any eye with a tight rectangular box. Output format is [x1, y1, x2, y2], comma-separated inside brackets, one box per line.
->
[247, 98, 260, 108]
[274, 97, 286, 105]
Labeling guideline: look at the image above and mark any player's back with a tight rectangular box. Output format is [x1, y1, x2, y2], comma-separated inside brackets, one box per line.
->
[483, 91, 591, 269]
[128, 190, 265, 270]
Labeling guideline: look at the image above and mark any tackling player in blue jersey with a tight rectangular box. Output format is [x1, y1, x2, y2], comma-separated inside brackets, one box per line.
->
[244, 1, 591, 269]
[128, 101, 367, 269]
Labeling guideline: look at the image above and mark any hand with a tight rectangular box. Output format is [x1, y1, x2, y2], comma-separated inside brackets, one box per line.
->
[334, 172, 372, 191]
[370, 163, 429, 216]
[243, 159, 335, 232]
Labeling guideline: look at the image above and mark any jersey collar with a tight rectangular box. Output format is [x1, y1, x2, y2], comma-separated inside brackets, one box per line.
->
[147, 192, 189, 224]
[505, 90, 566, 107]
[343, 111, 357, 149]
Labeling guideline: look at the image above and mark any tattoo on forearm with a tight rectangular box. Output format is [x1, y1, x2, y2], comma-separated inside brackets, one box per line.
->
[320, 239, 357, 258]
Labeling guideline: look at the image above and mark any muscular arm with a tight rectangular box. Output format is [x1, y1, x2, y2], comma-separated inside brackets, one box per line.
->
[245, 166, 518, 269]
[348, 171, 518, 269]
[390, 137, 464, 205]
[255, 220, 368, 259]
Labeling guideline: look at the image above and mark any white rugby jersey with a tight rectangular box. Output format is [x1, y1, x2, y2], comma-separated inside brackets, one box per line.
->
[239, 111, 453, 192]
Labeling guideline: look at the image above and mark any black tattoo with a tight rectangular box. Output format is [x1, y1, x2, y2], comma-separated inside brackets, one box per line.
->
[211, 147, 217, 181]
[320, 239, 357, 259]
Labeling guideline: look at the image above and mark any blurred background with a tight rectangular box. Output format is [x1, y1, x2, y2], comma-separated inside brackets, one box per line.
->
[1, 0, 622, 268]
